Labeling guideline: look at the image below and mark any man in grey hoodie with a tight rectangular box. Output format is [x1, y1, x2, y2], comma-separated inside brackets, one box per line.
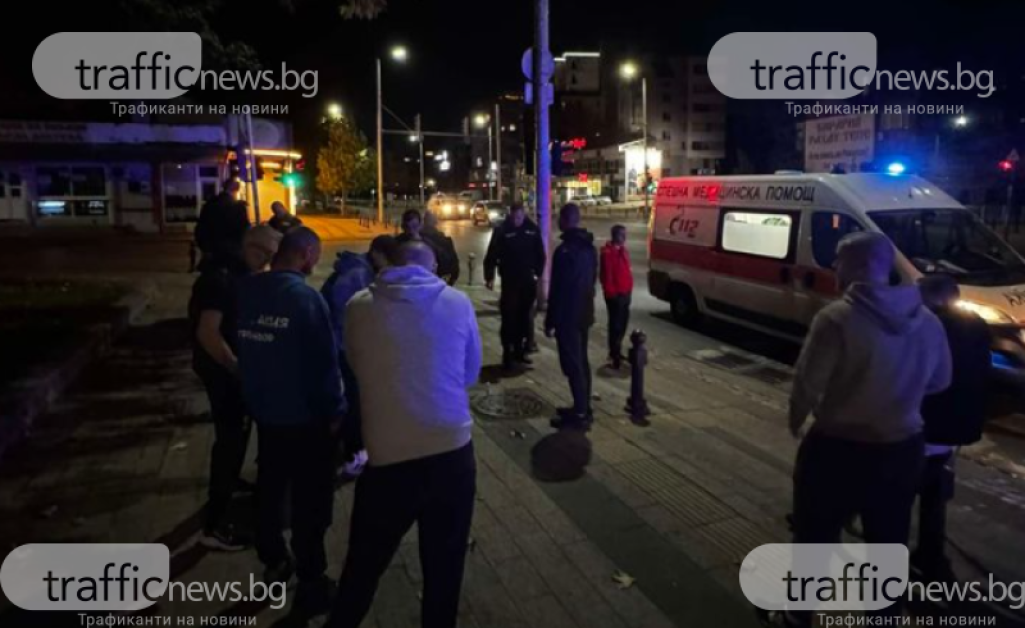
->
[327, 241, 481, 628]
[780, 231, 951, 626]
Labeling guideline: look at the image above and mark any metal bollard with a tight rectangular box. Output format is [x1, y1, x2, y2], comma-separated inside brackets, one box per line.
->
[467, 252, 476, 286]
[625, 330, 651, 426]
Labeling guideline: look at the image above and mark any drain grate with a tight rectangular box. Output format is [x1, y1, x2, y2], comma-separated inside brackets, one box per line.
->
[471, 388, 551, 420]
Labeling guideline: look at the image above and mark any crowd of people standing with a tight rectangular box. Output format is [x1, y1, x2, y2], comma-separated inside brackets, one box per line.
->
[189, 183, 992, 625]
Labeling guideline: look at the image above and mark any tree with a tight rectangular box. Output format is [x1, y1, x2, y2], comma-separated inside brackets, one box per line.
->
[317, 117, 375, 209]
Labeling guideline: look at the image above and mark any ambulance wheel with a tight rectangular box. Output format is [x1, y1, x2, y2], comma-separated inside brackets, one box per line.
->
[670, 284, 701, 326]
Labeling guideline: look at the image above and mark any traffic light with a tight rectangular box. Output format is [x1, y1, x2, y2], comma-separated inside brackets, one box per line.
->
[295, 159, 306, 172]
[276, 172, 303, 188]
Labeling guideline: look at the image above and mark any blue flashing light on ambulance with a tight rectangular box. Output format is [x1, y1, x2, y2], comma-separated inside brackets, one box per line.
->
[647, 171, 1025, 383]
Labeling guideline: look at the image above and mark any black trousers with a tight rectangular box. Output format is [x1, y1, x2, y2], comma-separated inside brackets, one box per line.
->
[196, 362, 250, 531]
[917, 451, 955, 567]
[500, 279, 537, 356]
[256, 423, 335, 582]
[792, 432, 924, 622]
[338, 353, 363, 453]
[604, 294, 631, 359]
[556, 328, 592, 415]
[329, 443, 476, 628]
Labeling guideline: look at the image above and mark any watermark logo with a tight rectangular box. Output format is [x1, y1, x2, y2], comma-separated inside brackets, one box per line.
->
[33, 32, 202, 100]
[2, 543, 288, 612]
[32, 32, 319, 100]
[708, 32, 995, 100]
[739, 543, 909, 612]
[1, 543, 170, 611]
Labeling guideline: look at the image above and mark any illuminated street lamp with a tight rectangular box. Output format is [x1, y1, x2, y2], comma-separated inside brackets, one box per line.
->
[327, 103, 343, 120]
[620, 60, 649, 213]
[390, 46, 409, 62]
[954, 115, 969, 127]
[376, 45, 410, 222]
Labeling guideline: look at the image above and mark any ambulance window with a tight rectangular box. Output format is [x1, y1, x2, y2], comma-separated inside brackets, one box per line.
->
[812, 212, 864, 268]
[721, 211, 793, 259]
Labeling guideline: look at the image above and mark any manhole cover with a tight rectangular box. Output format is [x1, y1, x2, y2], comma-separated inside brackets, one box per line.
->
[471, 388, 550, 420]
[701, 352, 756, 370]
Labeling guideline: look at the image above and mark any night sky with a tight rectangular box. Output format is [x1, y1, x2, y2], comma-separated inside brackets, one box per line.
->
[2, 0, 1023, 155]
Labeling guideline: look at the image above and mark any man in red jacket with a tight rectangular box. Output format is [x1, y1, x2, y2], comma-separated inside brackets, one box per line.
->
[599, 225, 634, 369]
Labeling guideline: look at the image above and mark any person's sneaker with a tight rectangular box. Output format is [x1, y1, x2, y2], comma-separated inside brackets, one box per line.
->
[293, 575, 334, 618]
[515, 353, 534, 366]
[263, 556, 296, 586]
[199, 525, 250, 552]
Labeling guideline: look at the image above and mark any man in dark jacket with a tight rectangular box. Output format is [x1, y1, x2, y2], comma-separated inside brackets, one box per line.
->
[195, 179, 250, 270]
[484, 205, 546, 370]
[236, 226, 345, 618]
[321, 235, 399, 462]
[267, 200, 303, 234]
[916, 274, 991, 582]
[422, 211, 461, 285]
[545, 203, 597, 428]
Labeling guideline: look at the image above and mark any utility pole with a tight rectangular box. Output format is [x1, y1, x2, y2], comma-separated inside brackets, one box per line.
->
[415, 114, 425, 207]
[495, 103, 503, 203]
[244, 112, 261, 223]
[641, 76, 649, 215]
[375, 58, 384, 223]
[534, 0, 552, 303]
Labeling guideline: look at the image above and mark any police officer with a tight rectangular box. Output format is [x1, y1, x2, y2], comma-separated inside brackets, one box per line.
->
[484, 204, 545, 370]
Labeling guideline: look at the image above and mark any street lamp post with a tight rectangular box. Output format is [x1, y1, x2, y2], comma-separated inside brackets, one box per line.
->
[620, 62, 649, 213]
[376, 46, 408, 224]
[495, 103, 503, 204]
[475, 113, 495, 200]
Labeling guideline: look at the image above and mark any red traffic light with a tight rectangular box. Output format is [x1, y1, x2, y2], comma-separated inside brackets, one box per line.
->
[999, 160, 1014, 172]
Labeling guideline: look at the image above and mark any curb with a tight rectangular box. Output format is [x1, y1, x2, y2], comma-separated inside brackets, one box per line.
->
[0, 287, 150, 463]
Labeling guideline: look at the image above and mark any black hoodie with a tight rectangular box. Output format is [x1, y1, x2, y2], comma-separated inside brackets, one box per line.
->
[545, 228, 597, 332]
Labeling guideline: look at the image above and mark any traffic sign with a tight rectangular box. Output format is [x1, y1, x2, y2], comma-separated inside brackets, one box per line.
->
[522, 48, 555, 81]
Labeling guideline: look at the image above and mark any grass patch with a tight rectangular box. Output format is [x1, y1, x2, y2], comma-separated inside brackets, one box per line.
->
[0, 280, 128, 387]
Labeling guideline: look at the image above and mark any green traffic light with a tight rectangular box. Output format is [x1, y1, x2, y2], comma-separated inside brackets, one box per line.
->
[281, 172, 303, 188]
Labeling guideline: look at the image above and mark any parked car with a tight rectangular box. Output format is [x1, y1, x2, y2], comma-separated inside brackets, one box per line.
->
[595, 196, 613, 206]
[574, 194, 598, 207]
[472, 201, 507, 227]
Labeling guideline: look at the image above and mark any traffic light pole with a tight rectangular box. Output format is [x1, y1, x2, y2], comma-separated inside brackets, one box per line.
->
[416, 114, 425, 208]
[535, 0, 552, 306]
[244, 112, 261, 223]
[375, 57, 385, 224]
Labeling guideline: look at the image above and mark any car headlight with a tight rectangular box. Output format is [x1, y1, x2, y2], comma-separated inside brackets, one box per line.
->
[956, 300, 1015, 324]
[488, 210, 500, 220]
[443, 203, 453, 215]
[458, 204, 467, 214]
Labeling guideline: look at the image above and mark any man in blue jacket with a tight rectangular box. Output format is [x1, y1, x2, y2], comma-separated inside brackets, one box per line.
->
[544, 203, 598, 429]
[321, 235, 399, 460]
[236, 226, 345, 618]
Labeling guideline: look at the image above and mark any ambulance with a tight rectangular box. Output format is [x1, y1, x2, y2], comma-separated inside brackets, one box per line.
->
[647, 172, 1025, 379]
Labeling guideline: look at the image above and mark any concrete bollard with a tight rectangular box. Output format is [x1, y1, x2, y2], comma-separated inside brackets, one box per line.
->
[467, 252, 477, 286]
[625, 330, 651, 426]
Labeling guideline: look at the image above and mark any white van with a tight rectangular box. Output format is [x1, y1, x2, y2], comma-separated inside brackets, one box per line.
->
[648, 173, 1025, 378]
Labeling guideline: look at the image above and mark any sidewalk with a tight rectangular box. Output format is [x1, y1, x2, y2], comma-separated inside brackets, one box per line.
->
[301, 216, 394, 242]
[0, 280, 1023, 627]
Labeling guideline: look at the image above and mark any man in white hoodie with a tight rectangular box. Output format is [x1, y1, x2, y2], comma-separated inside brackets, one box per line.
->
[777, 232, 952, 627]
[327, 241, 482, 628]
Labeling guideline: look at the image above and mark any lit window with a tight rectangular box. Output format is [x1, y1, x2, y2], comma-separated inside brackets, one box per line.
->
[722, 211, 793, 259]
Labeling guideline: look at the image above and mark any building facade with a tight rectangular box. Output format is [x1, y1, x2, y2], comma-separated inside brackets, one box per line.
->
[0, 117, 300, 231]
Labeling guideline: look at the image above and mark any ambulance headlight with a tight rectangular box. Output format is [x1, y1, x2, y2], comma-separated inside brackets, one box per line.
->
[955, 300, 1015, 325]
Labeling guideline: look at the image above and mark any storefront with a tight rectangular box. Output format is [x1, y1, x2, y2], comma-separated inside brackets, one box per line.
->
[0, 119, 299, 232]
